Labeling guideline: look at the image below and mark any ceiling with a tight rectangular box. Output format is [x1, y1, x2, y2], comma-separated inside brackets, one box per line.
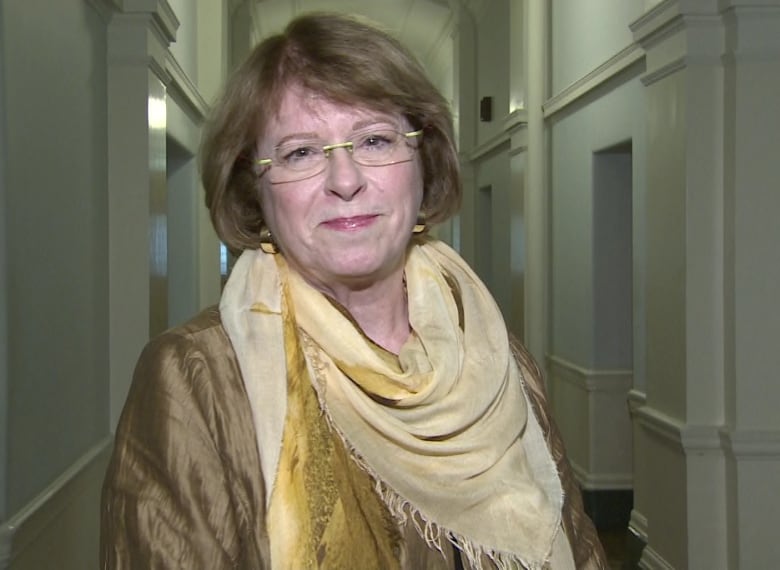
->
[246, 0, 459, 86]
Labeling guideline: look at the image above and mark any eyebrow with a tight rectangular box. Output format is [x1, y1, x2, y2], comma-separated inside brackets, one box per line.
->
[272, 117, 401, 148]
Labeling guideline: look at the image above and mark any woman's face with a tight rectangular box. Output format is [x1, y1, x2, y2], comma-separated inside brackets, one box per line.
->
[257, 87, 424, 292]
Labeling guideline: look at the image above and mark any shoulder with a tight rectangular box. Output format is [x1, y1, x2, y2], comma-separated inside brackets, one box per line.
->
[123, 305, 246, 431]
[508, 335, 548, 404]
[507, 335, 558, 444]
[143, 305, 229, 357]
[135, 306, 236, 383]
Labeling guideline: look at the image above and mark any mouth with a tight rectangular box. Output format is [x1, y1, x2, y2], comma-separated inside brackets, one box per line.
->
[320, 214, 379, 231]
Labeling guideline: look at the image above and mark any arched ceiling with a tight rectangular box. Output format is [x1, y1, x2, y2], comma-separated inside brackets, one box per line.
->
[243, 0, 461, 94]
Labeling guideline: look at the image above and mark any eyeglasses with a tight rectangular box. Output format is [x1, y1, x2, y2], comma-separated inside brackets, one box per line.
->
[256, 127, 423, 184]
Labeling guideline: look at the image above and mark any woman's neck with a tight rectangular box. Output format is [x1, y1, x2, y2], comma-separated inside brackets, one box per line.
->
[321, 272, 410, 354]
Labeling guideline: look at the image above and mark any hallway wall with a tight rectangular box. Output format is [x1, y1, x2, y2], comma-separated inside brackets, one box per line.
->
[0, 1, 111, 566]
[454, 0, 523, 337]
[547, 0, 647, 504]
[0, 1, 226, 568]
[0, 0, 110, 521]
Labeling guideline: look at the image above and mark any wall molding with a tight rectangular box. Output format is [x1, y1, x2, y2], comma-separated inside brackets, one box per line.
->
[629, 509, 648, 543]
[468, 130, 510, 162]
[546, 354, 633, 393]
[85, 0, 122, 21]
[117, 0, 179, 44]
[720, 427, 780, 459]
[543, 42, 645, 119]
[165, 51, 209, 122]
[639, 56, 686, 86]
[503, 108, 528, 134]
[0, 438, 112, 568]
[630, 0, 685, 50]
[570, 460, 633, 491]
[634, 404, 725, 455]
[639, 545, 676, 570]
[547, 355, 634, 491]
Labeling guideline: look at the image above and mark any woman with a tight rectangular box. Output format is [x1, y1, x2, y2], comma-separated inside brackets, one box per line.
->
[101, 12, 606, 570]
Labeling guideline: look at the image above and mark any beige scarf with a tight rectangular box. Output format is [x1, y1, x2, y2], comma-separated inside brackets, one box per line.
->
[221, 239, 565, 569]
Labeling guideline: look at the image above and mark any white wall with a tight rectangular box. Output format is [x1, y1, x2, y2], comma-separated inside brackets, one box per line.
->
[455, 0, 519, 329]
[0, 1, 227, 568]
[0, 1, 110, 566]
[549, 79, 645, 368]
[0, 0, 8, 524]
[545, 0, 646, 501]
[1, 0, 109, 518]
[550, 0, 644, 93]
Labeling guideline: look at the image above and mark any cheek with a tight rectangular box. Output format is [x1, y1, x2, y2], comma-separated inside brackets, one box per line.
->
[408, 163, 425, 211]
[259, 184, 311, 241]
[258, 182, 284, 231]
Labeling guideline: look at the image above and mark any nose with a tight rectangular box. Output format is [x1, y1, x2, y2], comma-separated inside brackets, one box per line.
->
[325, 147, 365, 200]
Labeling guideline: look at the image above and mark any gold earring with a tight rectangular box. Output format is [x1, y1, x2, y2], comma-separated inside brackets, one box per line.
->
[413, 214, 427, 234]
[259, 227, 278, 254]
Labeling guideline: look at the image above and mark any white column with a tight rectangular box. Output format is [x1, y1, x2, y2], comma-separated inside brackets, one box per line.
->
[505, 1, 528, 340]
[524, 0, 549, 364]
[107, 3, 178, 428]
[0, 1, 7, 519]
[720, 5, 780, 568]
[631, 1, 780, 567]
[451, 5, 478, 264]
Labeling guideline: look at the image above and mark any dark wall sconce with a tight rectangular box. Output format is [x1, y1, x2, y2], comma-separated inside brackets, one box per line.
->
[480, 96, 492, 122]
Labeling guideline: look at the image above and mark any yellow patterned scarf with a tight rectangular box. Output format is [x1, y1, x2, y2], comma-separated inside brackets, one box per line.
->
[266, 278, 402, 569]
[221, 239, 565, 570]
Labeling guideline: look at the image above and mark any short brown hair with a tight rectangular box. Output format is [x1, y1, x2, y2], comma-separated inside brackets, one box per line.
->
[200, 12, 461, 252]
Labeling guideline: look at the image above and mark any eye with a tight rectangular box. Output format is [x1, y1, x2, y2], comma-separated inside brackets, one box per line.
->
[278, 144, 323, 166]
[356, 130, 397, 152]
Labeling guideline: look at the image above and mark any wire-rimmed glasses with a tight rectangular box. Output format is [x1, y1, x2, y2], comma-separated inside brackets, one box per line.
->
[256, 127, 423, 184]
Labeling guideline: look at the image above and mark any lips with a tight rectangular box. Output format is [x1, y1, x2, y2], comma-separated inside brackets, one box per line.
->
[320, 214, 379, 231]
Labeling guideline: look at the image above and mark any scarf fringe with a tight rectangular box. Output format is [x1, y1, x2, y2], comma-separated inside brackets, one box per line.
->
[308, 375, 548, 570]
[374, 480, 548, 570]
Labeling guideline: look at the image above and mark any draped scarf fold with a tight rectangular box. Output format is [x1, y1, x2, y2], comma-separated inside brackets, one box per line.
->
[220, 239, 566, 570]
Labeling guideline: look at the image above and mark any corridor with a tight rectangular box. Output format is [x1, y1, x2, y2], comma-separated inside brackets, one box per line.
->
[1, 1, 779, 568]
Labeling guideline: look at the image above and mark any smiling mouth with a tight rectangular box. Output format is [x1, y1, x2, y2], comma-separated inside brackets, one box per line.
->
[321, 215, 379, 231]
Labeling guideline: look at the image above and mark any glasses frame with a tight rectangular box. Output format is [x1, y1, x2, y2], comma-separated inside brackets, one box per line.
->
[255, 128, 424, 182]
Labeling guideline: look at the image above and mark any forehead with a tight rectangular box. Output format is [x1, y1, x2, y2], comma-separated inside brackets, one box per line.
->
[263, 87, 401, 141]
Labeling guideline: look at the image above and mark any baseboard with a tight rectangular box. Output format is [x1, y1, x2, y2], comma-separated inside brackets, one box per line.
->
[639, 545, 676, 570]
[626, 510, 648, 569]
[0, 438, 112, 570]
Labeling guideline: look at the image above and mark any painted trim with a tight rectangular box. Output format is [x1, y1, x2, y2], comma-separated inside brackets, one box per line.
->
[546, 354, 633, 393]
[468, 109, 528, 162]
[629, 0, 684, 49]
[570, 460, 633, 491]
[640, 56, 686, 86]
[634, 405, 723, 454]
[639, 544, 676, 570]
[629, 509, 649, 542]
[720, 428, 780, 458]
[85, 0, 122, 20]
[119, 0, 180, 43]
[543, 43, 645, 119]
[468, 130, 510, 161]
[503, 108, 528, 133]
[165, 51, 209, 122]
[0, 438, 112, 568]
[547, 355, 634, 490]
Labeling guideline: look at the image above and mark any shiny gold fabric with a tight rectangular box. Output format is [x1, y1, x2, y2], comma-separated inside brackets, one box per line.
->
[100, 306, 607, 569]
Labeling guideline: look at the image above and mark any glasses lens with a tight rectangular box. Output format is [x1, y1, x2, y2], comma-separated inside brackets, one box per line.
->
[350, 129, 407, 166]
[264, 129, 420, 184]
